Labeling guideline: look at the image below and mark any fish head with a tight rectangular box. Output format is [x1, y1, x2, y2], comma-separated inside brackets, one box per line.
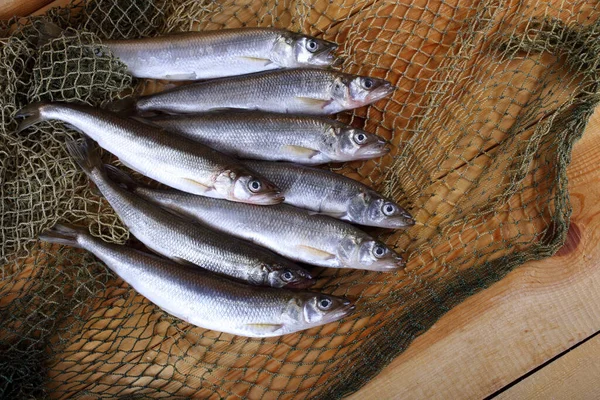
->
[216, 168, 284, 205]
[331, 126, 390, 160]
[283, 293, 355, 330]
[353, 195, 415, 228]
[273, 33, 339, 68]
[267, 265, 316, 289]
[354, 238, 404, 271]
[331, 74, 394, 110]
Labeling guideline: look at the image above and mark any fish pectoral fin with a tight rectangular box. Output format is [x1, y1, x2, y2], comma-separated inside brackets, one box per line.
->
[244, 323, 283, 334]
[296, 97, 331, 109]
[296, 245, 336, 261]
[283, 145, 320, 158]
[182, 178, 211, 193]
[162, 72, 198, 81]
[315, 210, 346, 219]
[238, 56, 273, 66]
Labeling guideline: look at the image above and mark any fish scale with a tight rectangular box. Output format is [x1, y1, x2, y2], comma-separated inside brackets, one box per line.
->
[104, 28, 338, 81]
[130, 184, 405, 270]
[150, 111, 389, 165]
[244, 161, 415, 229]
[135, 68, 393, 115]
[16, 102, 282, 204]
[62, 140, 314, 289]
[39, 225, 353, 337]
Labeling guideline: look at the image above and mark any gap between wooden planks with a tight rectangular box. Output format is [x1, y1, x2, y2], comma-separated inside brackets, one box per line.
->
[496, 332, 600, 400]
[347, 107, 600, 399]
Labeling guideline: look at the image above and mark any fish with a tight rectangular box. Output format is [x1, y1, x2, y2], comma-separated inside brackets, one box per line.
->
[103, 28, 339, 81]
[148, 111, 390, 165]
[106, 170, 404, 271]
[39, 225, 354, 337]
[244, 161, 415, 229]
[62, 139, 314, 289]
[133, 68, 394, 115]
[15, 102, 282, 205]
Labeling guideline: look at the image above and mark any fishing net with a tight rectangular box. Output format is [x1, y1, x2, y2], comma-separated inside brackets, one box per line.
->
[1, 0, 599, 397]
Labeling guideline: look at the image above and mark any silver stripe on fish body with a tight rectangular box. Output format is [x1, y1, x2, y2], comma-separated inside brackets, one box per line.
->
[61, 139, 314, 289]
[104, 28, 339, 81]
[39, 225, 354, 337]
[16, 102, 282, 205]
[149, 111, 390, 165]
[244, 161, 415, 229]
[129, 183, 405, 271]
[135, 68, 394, 115]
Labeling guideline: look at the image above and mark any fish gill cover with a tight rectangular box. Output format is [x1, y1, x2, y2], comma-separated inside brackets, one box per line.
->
[1, 0, 599, 397]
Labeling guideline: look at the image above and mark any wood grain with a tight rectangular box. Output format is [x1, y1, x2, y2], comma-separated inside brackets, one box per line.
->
[496, 334, 600, 400]
[0, 0, 54, 19]
[347, 107, 600, 399]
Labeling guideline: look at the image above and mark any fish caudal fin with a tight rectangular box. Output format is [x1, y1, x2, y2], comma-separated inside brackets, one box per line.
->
[104, 164, 138, 190]
[39, 224, 86, 248]
[66, 138, 103, 177]
[15, 102, 51, 133]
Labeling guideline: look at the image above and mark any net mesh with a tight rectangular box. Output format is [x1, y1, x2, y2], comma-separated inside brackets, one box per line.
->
[1, 0, 599, 398]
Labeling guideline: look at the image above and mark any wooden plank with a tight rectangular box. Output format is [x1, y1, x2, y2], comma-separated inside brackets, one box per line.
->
[0, 0, 54, 19]
[347, 106, 600, 399]
[496, 333, 600, 400]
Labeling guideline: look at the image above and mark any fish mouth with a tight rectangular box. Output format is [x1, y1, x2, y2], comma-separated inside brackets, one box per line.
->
[369, 256, 406, 271]
[314, 44, 340, 66]
[357, 141, 391, 158]
[381, 215, 415, 229]
[366, 81, 395, 103]
[250, 190, 285, 205]
[333, 299, 356, 320]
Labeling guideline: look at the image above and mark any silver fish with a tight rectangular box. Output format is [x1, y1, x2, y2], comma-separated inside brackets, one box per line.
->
[39, 225, 354, 337]
[63, 139, 314, 289]
[149, 111, 389, 164]
[244, 161, 415, 229]
[104, 28, 339, 81]
[16, 102, 282, 205]
[135, 68, 394, 115]
[111, 174, 404, 270]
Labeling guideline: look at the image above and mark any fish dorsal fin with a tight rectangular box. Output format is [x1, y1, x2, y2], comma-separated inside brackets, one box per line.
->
[296, 245, 336, 261]
[296, 97, 331, 109]
[283, 145, 320, 158]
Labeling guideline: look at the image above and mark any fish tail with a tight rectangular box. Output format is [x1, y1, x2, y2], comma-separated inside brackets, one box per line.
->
[65, 138, 104, 177]
[15, 102, 52, 133]
[39, 224, 86, 248]
[104, 164, 138, 190]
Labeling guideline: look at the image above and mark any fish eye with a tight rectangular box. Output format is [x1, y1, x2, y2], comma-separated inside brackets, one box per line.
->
[382, 203, 397, 216]
[373, 244, 387, 258]
[306, 39, 319, 53]
[317, 296, 333, 310]
[248, 179, 262, 193]
[361, 78, 374, 90]
[353, 132, 368, 144]
[281, 270, 294, 282]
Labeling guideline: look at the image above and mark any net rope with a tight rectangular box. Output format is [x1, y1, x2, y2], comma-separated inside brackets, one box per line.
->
[1, 0, 599, 398]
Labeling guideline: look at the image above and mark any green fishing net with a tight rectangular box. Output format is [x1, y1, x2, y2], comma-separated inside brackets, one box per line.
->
[1, 0, 599, 397]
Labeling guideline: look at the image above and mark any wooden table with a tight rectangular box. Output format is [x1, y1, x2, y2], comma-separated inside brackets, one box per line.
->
[2, 1, 599, 398]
